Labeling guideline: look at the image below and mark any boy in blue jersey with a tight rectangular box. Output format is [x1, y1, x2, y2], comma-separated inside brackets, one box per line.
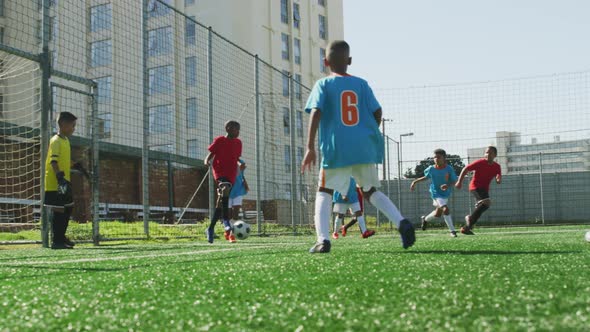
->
[410, 149, 458, 237]
[229, 161, 249, 221]
[301, 40, 415, 253]
[332, 178, 374, 239]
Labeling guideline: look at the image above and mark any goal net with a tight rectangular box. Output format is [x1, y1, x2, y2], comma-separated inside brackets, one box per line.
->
[0, 51, 41, 226]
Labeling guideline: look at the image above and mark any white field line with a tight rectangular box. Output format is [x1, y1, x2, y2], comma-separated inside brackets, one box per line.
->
[0, 244, 283, 267]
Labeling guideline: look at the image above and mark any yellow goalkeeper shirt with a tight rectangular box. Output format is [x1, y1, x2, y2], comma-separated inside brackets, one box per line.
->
[44, 134, 71, 191]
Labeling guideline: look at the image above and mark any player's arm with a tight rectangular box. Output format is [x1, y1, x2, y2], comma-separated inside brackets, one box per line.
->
[496, 169, 502, 184]
[204, 152, 214, 166]
[455, 167, 470, 189]
[373, 108, 382, 126]
[243, 177, 250, 192]
[410, 176, 427, 191]
[301, 108, 321, 173]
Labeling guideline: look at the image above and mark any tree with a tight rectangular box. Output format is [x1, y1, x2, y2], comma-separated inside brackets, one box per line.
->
[404, 154, 465, 179]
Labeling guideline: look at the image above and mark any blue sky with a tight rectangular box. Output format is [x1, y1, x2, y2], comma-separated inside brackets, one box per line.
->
[342, 0, 590, 172]
[343, 0, 590, 88]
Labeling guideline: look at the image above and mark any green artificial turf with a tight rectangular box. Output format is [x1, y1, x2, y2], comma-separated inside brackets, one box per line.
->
[0, 226, 589, 331]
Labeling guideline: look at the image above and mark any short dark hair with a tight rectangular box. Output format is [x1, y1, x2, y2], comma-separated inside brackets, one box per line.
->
[434, 148, 446, 157]
[225, 120, 240, 129]
[57, 112, 77, 126]
[327, 40, 350, 58]
[487, 146, 498, 155]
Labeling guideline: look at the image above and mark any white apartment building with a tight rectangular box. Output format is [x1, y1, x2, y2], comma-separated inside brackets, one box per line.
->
[467, 131, 590, 174]
[1, 0, 344, 200]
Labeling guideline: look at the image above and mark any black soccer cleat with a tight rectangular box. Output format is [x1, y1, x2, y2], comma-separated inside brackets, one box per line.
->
[398, 219, 416, 249]
[309, 239, 331, 253]
[420, 216, 427, 231]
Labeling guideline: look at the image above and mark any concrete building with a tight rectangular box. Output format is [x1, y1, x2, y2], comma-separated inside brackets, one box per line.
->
[467, 131, 590, 174]
[1, 0, 344, 202]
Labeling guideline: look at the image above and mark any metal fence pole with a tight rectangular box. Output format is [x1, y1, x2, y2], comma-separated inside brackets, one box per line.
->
[289, 73, 297, 235]
[90, 83, 100, 245]
[141, 0, 150, 237]
[254, 55, 262, 235]
[207, 27, 215, 223]
[539, 152, 545, 224]
[40, 0, 51, 248]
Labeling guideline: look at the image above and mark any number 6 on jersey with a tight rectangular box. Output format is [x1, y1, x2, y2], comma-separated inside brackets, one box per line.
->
[341, 90, 359, 126]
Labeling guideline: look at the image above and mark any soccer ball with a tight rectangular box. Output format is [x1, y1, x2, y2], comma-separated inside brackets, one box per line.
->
[585, 231, 590, 242]
[233, 220, 251, 240]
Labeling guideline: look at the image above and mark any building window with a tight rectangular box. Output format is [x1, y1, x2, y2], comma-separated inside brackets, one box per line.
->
[148, 65, 173, 95]
[148, 0, 172, 17]
[186, 56, 197, 86]
[51, 49, 58, 67]
[148, 26, 172, 56]
[95, 76, 112, 104]
[90, 39, 112, 67]
[97, 113, 112, 139]
[149, 105, 173, 134]
[319, 15, 327, 40]
[294, 73, 302, 100]
[280, 0, 288, 24]
[293, 3, 300, 29]
[0, 27, 4, 44]
[0, 0, 4, 17]
[318, 0, 326, 7]
[185, 16, 196, 45]
[186, 98, 197, 128]
[281, 33, 290, 60]
[294, 38, 301, 64]
[284, 145, 291, 173]
[90, 4, 112, 32]
[285, 183, 292, 199]
[0, 93, 3, 117]
[297, 147, 304, 166]
[187, 139, 199, 158]
[185, 0, 195, 6]
[283, 107, 290, 136]
[296, 111, 303, 137]
[150, 144, 173, 153]
[319, 48, 326, 73]
[282, 70, 290, 96]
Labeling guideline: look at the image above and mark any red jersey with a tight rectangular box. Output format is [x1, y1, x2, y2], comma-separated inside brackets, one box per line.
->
[208, 136, 242, 183]
[466, 159, 501, 191]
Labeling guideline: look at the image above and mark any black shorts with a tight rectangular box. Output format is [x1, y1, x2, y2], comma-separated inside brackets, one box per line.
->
[44, 190, 73, 208]
[470, 188, 490, 201]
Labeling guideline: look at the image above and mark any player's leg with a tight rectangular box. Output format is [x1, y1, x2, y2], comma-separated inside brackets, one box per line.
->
[421, 200, 438, 231]
[462, 189, 490, 235]
[354, 164, 415, 248]
[435, 198, 456, 236]
[310, 167, 351, 253]
[62, 206, 74, 246]
[332, 212, 344, 239]
[219, 180, 236, 242]
[354, 206, 374, 238]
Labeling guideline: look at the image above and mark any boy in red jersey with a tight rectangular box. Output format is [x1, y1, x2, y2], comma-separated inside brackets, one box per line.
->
[455, 146, 502, 235]
[204, 120, 244, 243]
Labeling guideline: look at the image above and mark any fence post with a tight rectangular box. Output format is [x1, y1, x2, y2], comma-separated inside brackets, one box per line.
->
[207, 27, 214, 224]
[141, 0, 150, 238]
[90, 83, 100, 245]
[40, 0, 51, 248]
[289, 73, 297, 235]
[254, 55, 262, 235]
[539, 152, 545, 224]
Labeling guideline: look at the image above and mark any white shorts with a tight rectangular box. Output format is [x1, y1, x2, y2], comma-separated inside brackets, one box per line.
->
[432, 197, 449, 208]
[318, 164, 380, 195]
[333, 202, 361, 214]
[229, 195, 243, 208]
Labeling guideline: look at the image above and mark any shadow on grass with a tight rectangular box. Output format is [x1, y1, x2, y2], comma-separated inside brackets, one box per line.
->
[0, 248, 297, 280]
[403, 249, 582, 255]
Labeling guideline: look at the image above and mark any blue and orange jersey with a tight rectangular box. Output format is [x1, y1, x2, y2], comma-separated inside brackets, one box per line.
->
[424, 164, 458, 199]
[333, 178, 360, 204]
[305, 74, 383, 169]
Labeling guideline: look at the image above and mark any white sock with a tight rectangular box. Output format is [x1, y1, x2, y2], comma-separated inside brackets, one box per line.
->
[314, 192, 332, 242]
[357, 215, 367, 233]
[333, 215, 343, 233]
[425, 210, 437, 222]
[443, 214, 455, 232]
[369, 190, 404, 228]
